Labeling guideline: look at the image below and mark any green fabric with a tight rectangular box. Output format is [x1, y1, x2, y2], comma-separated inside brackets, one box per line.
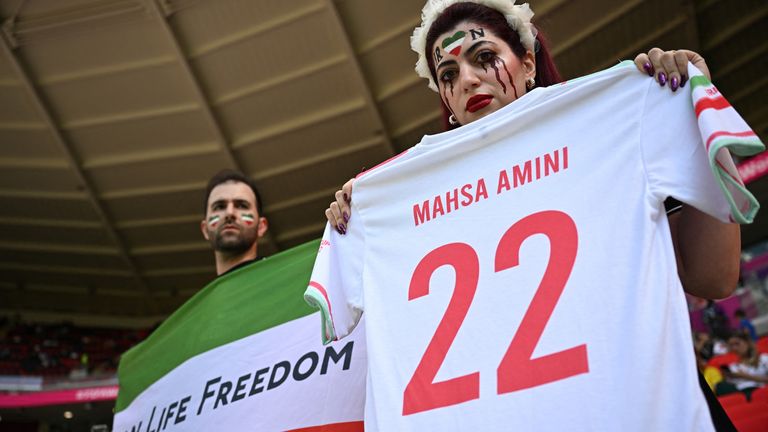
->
[711, 138, 763, 224]
[304, 287, 335, 345]
[115, 239, 320, 412]
[690, 74, 712, 91]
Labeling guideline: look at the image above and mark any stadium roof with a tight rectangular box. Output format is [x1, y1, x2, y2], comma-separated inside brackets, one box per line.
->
[0, 0, 766, 323]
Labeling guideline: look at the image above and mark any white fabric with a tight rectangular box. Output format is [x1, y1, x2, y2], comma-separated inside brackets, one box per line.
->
[306, 63, 758, 431]
[728, 353, 768, 390]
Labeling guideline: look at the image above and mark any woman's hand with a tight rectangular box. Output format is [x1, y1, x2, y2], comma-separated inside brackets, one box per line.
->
[325, 178, 354, 234]
[634, 49, 710, 92]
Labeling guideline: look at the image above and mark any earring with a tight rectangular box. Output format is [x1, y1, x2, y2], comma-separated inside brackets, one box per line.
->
[448, 114, 459, 126]
[526, 77, 536, 90]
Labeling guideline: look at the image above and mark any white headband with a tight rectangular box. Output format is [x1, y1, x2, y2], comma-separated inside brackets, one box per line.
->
[410, 0, 537, 92]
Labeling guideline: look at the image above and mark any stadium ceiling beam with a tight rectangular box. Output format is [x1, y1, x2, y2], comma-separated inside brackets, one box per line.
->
[701, 3, 768, 52]
[594, 15, 688, 72]
[322, 0, 396, 158]
[146, 0, 281, 252]
[0, 24, 159, 315]
[551, 0, 646, 57]
[681, 0, 701, 52]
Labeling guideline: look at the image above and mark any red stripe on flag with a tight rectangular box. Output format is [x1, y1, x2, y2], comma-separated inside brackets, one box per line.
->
[716, 159, 744, 187]
[705, 130, 756, 151]
[694, 96, 731, 117]
[288, 421, 364, 432]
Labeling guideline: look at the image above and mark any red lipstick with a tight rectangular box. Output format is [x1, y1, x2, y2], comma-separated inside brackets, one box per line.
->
[465, 94, 493, 113]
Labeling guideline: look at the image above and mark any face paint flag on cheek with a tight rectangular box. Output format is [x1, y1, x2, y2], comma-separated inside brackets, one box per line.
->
[241, 214, 255, 226]
[442, 30, 466, 56]
[208, 215, 220, 228]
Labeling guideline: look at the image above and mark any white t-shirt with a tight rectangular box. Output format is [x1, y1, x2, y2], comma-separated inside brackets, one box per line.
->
[305, 63, 762, 431]
[728, 353, 768, 390]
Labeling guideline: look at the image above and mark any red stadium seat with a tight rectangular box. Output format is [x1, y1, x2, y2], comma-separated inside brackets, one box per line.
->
[708, 353, 739, 368]
[757, 336, 768, 355]
[725, 402, 766, 420]
[731, 412, 768, 432]
[751, 387, 768, 405]
[718, 392, 748, 408]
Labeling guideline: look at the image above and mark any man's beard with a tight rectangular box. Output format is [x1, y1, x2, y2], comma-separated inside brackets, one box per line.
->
[209, 224, 256, 255]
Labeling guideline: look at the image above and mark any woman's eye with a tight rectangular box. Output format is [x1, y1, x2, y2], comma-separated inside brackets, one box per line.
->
[440, 70, 457, 82]
[477, 51, 495, 63]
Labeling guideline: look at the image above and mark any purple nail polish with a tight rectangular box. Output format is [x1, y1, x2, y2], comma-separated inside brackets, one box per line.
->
[658, 72, 667, 87]
[643, 62, 653, 76]
[343, 193, 349, 203]
[343, 212, 349, 223]
[670, 76, 679, 92]
[336, 226, 344, 235]
[680, 74, 687, 88]
[339, 223, 347, 235]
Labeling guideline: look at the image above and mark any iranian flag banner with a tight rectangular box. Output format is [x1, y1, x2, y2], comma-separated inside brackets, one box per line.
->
[689, 62, 764, 223]
[113, 240, 366, 432]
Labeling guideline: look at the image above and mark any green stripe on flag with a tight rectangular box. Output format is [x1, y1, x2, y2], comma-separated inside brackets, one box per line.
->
[690, 75, 711, 91]
[115, 239, 321, 412]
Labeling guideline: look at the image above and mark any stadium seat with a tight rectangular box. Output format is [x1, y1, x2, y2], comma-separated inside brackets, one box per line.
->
[757, 336, 768, 355]
[751, 387, 768, 405]
[718, 392, 748, 408]
[708, 353, 739, 368]
[724, 402, 766, 421]
[731, 412, 768, 432]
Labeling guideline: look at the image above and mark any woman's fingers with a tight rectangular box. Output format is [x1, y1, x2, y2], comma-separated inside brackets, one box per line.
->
[325, 178, 355, 235]
[334, 190, 349, 234]
[683, 49, 711, 80]
[642, 48, 709, 92]
[674, 50, 690, 87]
[326, 201, 344, 233]
[634, 52, 654, 77]
[659, 50, 680, 91]
[647, 47, 665, 86]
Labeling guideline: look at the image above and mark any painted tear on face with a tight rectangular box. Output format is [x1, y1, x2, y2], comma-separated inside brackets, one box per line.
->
[441, 30, 467, 56]
[241, 214, 255, 226]
[479, 57, 519, 99]
[497, 57, 519, 100]
[440, 79, 456, 121]
[208, 215, 221, 228]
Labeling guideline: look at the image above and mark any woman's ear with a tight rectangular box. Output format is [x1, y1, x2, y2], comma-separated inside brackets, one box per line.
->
[523, 50, 536, 79]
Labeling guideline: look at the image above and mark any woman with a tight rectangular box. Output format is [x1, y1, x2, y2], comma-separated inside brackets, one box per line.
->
[716, 333, 768, 400]
[322, 0, 741, 429]
[326, 0, 739, 301]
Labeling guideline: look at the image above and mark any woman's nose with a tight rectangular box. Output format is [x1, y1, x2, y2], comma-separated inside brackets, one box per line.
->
[461, 69, 482, 91]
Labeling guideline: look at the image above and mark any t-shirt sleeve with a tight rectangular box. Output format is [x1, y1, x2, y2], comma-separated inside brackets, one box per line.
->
[640, 63, 764, 224]
[303, 207, 365, 345]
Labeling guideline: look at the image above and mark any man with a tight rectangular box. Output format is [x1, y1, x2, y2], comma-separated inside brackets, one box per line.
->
[201, 169, 268, 275]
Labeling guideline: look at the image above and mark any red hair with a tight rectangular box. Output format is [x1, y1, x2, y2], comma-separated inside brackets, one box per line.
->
[424, 2, 562, 130]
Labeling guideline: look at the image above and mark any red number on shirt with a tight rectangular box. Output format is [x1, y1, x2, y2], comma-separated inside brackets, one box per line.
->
[402, 210, 587, 416]
[495, 210, 588, 393]
[402, 243, 480, 416]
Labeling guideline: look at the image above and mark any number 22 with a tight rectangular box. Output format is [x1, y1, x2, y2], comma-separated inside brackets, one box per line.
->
[402, 210, 588, 415]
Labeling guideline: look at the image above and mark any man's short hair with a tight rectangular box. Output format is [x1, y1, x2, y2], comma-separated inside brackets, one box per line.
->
[203, 169, 264, 216]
